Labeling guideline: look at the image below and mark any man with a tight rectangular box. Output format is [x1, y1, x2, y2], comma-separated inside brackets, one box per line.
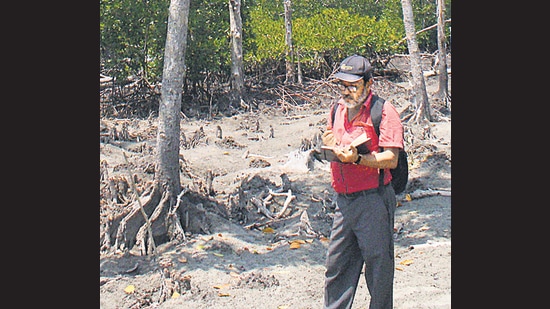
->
[322, 54, 404, 309]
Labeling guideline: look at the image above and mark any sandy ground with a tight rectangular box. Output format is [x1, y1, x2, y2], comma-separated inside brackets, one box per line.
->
[100, 74, 451, 309]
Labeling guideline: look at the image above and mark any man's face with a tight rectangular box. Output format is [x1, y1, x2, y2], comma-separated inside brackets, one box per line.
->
[338, 78, 370, 109]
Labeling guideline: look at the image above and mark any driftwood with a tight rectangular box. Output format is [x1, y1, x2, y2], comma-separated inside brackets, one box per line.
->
[251, 186, 296, 221]
[243, 209, 302, 230]
[241, 149, 275, 160]
[410, 240, 451, 249]
[402, 188, 451, 201]
[271, 189, 296, 219]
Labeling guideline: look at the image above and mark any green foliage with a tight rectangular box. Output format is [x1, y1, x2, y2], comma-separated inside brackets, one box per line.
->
[294, 9, 402, 56]
[291, 0, 386, 19]
[245, 5, 406, 76]
[187, 0, 231, 85]
[245, 6, 286, 63]
[100, 0, 452, 86]
[100, 0, 168, 82]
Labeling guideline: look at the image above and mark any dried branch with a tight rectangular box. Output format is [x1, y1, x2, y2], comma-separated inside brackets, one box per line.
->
[242, 151, 275, 160]
[243, 209, 302, 230]
[402, 188, 451, 201]
[394, 18, 452, 47]
[273, 189, 296, 219]
[251, 196, 274, 219]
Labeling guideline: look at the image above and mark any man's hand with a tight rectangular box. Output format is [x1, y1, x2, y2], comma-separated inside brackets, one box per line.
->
[322, 129, 336, 147]
[334, 145, 359, 164]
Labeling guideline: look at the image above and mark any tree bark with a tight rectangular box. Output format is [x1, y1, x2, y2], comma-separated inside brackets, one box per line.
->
[401, 0, 432, 124]
[113, 0, 192, 255]
[157, 0, 189, 194]
[229, 0, 244, 105]
[436, 0, 450, 107]
[284, 0, 296, 84]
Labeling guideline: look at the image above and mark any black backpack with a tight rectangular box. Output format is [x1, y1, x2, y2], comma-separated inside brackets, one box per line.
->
[330, 95, 409, 194]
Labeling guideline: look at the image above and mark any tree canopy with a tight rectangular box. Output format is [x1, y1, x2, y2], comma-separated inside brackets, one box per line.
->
[100, 0, 451, 111]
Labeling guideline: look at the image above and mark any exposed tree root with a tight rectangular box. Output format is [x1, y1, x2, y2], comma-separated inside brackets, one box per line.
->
[106, 182, 206, 256]
[113, 188, 161, 252]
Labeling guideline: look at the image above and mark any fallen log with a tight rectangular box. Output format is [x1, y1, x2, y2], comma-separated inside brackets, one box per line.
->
[402, 188, 451, 201]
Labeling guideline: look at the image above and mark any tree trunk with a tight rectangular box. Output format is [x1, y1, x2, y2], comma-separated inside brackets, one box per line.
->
[153, 0, 192, 250]
[157, 0, 189, 192]
[112, 0, 192, 256]
[284, 0, 296, 84]
[296, 49, 303, 84]
[401, 0, 432, 124]
[229, 0, 244, 106]
[436, 0, 450, 108]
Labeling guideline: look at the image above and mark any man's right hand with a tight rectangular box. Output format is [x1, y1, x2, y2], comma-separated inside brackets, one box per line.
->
[322, 129, 336, 146]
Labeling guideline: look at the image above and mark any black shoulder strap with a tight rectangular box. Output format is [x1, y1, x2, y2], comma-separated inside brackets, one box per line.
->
[369, 94, 387, 191]
[370, 94, 385, 136]
[330, 102, 337, 126]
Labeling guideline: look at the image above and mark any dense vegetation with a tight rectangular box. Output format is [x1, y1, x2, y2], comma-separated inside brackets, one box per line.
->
[100, 0, 451, 117]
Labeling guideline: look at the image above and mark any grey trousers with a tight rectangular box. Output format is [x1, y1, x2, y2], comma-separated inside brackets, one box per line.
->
[324, 185, 396, 309]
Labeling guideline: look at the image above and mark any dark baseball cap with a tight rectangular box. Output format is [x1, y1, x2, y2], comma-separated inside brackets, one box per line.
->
[333, 54, 372, 82]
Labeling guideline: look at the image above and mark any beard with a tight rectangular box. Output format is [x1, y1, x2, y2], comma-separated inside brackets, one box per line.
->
[343, 89, 369, 109]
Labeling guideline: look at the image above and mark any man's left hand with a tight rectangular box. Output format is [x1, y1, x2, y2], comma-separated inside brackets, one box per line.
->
[334, 145, 359, 164]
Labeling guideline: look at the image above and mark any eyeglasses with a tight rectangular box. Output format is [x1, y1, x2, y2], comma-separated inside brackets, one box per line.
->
[337, 84, 358, 93]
